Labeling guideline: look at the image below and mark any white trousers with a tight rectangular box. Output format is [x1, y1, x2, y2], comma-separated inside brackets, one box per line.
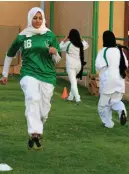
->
[20, 76, 54, 135]
[67, 68, 81, 102]
[98, 92, 127, 127]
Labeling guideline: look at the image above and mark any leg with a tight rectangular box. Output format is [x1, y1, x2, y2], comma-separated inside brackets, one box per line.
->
[39, 81, 54, 124]
[67, 89, 74, 101]
[98, 94, 114, 128]
[110, 92, 127, 125]
[20, 76, 43, 135]
[20, 76, 43, 150]
[67, 69, 80, 102]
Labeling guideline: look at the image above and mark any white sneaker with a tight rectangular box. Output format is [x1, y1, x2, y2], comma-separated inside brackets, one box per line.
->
[66, 96, 74, 101]
[105, 122, 114, 128]
[76, 100, 81, 104]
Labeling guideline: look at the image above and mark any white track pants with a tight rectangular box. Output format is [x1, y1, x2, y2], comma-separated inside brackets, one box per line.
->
[67, 68, 81, 102]
[20, 76, 54, 135]
[98, 92, 127, 128]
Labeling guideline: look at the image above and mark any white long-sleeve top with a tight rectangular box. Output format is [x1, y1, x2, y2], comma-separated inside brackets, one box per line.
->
[59, 40, 89, 70]
[2, 52, 61, 77]
[95, 47, 128, 94]
[2, 55, 13, 77]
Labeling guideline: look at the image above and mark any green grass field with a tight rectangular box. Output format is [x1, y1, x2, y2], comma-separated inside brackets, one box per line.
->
[0, 76, 129, 174]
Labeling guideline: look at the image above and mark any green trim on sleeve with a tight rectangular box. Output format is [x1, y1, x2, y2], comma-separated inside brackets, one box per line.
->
[66, 42, 71, 54]
[103, 47, 109, 66]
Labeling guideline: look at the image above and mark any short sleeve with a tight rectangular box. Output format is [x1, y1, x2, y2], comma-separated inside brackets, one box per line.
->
[7, 35, 23, 57]
[95, 49, 107, 71]
[82, 40, 89, 50]
[51, 34, 61, 55]
[59, 41, 70, 52]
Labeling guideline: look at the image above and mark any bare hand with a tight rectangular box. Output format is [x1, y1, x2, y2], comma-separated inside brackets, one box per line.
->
[49, 47, 57, 55]
[63, 36, 69, 42]
[0, 76, 8, 85]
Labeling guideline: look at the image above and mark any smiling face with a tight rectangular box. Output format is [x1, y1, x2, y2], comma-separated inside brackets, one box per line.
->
[32, 12, 43, 29]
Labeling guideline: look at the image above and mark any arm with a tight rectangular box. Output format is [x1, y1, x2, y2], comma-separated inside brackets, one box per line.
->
[0, 35, 22, 85]
[0, 55, 13, 85]
[59, 36, 70, 52]
[51, 52, 61, 64]
[2, 55, 13, 77]
[123, 52, 128, 68]
[82, 40, 89, 50]
[59, 40, 70, 52]
[49, 34, 62, 64]
[95, 49, 107, 72]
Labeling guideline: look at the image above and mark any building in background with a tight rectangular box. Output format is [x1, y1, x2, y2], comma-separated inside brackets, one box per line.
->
[0, 1, 127, 75]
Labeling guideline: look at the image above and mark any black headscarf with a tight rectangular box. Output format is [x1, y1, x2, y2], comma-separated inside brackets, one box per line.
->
[103, 30, 127, 79]
[103, 30, 116, 47]
[68, 29, 86, 80]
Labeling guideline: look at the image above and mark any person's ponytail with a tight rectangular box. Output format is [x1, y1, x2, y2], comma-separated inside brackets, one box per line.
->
[117, 45, 127, 79]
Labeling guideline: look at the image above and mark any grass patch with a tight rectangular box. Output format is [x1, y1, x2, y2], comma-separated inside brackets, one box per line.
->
[0, 77, 129, 174]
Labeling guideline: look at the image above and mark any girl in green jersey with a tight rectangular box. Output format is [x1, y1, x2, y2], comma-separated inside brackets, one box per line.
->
[0, 7, 61, 150]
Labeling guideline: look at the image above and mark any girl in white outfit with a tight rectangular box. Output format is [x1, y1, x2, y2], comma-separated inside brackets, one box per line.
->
[60, 29, 89, 103]
[95, 30, 128, 128]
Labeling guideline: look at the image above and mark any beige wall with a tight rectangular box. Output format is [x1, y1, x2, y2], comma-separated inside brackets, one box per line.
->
[113, 1, 124, 44]
[0, 1, 125, 75]
[44, 1, 50, 28]
[0, 1, 40, 30]
[53, 1, 93, 72]
[0, 1, 40, 74]
[98, 1, 124, 50]
[98, 1, 109, 49]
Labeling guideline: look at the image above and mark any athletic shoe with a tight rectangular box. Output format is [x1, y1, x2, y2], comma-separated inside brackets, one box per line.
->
[76, 101, 81, 105]
[28, 136, 43, 151]
[120, 110, 127, 125]
[33, 137, 43, 151]
[105, 121, 114, 128]
[66, 96, 74, 101]
[28, 137, 34, 150]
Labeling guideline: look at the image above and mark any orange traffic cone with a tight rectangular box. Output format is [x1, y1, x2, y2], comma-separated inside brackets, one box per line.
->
[61, 87, 68, 99]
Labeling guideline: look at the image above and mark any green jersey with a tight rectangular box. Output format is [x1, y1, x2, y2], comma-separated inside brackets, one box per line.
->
[7, 31, 61, 86]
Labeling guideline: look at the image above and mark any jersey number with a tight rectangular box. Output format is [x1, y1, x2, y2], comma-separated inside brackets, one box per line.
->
[24, 39, 32, 49]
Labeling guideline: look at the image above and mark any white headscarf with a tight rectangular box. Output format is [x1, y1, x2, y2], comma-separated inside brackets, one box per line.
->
[19, 7, 50, 37]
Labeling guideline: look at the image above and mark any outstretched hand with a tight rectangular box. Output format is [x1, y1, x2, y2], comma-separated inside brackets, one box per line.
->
[0, 76, 8, 85]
